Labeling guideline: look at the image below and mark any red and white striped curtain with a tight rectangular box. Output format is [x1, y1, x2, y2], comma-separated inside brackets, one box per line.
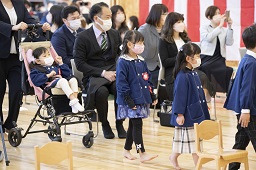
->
[139, 0, 256, 60]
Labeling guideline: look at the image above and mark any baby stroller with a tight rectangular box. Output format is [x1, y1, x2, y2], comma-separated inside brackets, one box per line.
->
[7, 24, 96, 148]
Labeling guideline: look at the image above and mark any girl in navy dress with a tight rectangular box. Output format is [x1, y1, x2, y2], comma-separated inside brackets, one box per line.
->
[29, 47, 84, 113]
[170, 42, 210, 170]
[116, 30, 158, 162]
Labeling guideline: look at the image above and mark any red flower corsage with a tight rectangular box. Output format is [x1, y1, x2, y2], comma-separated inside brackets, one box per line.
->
[142, 72, 149, 81]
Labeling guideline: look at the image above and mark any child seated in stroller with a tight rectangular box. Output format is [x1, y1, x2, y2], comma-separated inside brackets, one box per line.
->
[28, 47, 84, 113]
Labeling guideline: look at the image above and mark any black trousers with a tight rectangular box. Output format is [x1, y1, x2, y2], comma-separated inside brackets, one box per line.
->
[0, 54, 23, 130]
[229, 114, 256, 170]
[124, 118, 145, 153]
[94, 81, 118, 125]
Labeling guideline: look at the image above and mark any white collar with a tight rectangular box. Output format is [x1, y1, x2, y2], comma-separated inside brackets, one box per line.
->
[246, 50, 256, 59]
[120, 54, 144, 61]
[93, 24, 104, 39]
[65, 24, 75, 34]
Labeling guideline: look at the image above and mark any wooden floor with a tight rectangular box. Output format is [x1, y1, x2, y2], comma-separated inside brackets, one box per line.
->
[0, 94, 255, 170]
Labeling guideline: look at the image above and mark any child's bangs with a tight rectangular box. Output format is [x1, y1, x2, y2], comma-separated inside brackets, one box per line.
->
[132, 31, 144, 43]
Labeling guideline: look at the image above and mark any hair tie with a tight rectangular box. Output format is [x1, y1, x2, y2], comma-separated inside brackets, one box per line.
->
[119, 44, 123, 50]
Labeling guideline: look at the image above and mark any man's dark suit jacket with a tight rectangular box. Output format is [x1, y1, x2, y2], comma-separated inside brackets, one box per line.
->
[74, 26, 121, 80]
[0, 0, 36, 58]
[51, 24, 84, 68]
[73, 26, 121, 109]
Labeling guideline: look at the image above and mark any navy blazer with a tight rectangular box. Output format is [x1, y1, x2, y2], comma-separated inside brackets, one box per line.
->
[30, 64, 71, 89]
[171, 69, 210, 127]
[0, 0, 36, 58]
[224, 54, 256, 116]
[51, 24, 84, 68]
[116, 55, 154, 105]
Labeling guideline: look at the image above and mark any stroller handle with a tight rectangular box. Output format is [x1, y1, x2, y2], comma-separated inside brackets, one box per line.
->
[27, 23, 43, 29]
[18, 24, 50, 43]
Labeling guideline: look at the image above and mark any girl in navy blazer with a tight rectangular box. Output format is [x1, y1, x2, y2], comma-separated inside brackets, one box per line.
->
[170, 43, 210, 170]
[29, 47, 83, 113]
[116, 30, 158, 162]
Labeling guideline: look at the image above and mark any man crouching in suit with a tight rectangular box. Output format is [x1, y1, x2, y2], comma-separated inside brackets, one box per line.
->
[73, 2, 126, 139]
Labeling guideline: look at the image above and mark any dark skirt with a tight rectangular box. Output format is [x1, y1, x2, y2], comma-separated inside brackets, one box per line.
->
[199, 54, 233, 93]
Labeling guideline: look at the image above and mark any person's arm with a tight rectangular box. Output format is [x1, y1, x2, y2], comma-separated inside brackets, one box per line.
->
[225, 28, 234, 46]
[159, 39, 176, 68]
[239, 62, 256, 127]
[73, 33, 104, 77]
[200, 25, 221, 43]
[51, 33, 71, 68]
[116, 59, 135, 108]
[138, 25, 149, 59]
[59, 64, 72, 78]
[172, 73, 188, 115]
[30, 69, 49, 87]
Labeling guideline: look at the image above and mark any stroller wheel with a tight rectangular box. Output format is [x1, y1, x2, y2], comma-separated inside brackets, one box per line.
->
[8, 128, 22, 147]
[82, 133, 94, 148]
[48, 125, 62, 142]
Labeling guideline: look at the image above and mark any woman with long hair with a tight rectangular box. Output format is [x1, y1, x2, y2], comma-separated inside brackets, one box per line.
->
[138, 4, 168, 87]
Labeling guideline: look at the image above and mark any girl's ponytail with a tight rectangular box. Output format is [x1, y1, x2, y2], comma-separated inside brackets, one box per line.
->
[173, 42, 200, 79]
[173, 48, 187, 79]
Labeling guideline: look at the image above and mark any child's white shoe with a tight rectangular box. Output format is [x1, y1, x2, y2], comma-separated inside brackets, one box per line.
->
[69, 98, 79, 113]
[73, 102, 84, 112]
[69, 98, 84, 113]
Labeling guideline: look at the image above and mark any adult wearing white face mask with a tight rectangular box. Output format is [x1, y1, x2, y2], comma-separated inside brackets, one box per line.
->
[199, 5, 234, 94]
[110, 5, 129, 40]
[138, 4, 168, 88]
[159, 12, 214, 102]
[51, 5, 84, 69]
[159, 12, 190, 101]
[73, 2, 125, 139]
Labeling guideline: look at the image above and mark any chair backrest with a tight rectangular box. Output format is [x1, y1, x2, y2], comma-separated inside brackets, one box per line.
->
[34, 141, 73, 170]
[194, 120, 223, 154]
[70, 59, 83, 81]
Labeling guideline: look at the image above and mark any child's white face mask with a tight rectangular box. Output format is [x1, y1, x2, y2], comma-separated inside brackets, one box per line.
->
[43, 56, 54, 66]
[191, 58, 201, 69]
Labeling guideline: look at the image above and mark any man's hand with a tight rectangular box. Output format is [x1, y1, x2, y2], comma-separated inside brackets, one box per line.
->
[239, 113, 250, 128]
[103, 71, 116, 82]
[176, 114, 184, 125]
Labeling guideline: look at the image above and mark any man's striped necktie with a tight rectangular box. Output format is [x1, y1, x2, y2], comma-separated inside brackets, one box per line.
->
[101, 32, 108, 52]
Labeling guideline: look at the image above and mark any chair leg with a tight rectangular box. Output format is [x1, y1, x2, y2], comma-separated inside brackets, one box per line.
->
[216, 159, 221, 170]
[195, 157, 203, 170]
[244, 157, 249, 170]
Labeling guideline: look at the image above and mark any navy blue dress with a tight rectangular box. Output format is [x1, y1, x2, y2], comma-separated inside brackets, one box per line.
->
[116, 55, 154, 119]
[171, 68, 210, 127]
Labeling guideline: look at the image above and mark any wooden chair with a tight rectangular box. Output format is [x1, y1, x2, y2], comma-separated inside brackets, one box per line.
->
[34, 141, 73, 170]
[194, 120, 249, 170]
